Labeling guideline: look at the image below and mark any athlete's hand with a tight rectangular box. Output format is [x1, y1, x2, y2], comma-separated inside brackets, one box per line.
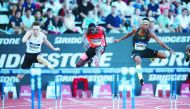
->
[169, 49, 175, 55]
[114, 39, 120, 43]
[54, 47, 60, 51]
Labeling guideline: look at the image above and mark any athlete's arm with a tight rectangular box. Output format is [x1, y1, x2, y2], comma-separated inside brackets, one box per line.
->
[114, 29, 136, 43]
[186, 46, 190, 62]
[102, 27, 107, 47]
[186, 45, 190, 57]
[82, 32, 87, 44]
[150, 32, 175, 53]
[43, 33, 60, 51]
[22, 30, 32, 43]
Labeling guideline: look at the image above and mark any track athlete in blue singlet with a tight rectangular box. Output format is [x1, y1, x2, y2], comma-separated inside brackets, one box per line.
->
[114, 18, 175, 85]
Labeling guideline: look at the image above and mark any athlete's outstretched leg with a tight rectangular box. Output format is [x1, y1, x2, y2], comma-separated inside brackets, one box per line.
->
[37, 55, 54, 69]
[93, 46, 103, 67]
[76, 53, 88, 67]
[17, 53, 32, 80]
[156, 51, 167, 59]
[134, 56, 144, 86]
[76, 59, 86, 67]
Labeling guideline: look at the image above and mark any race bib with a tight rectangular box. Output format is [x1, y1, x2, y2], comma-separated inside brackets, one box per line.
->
[29, 42, 40, 52]
[134, 42, 147, 50]
[91, 39, 102, 45]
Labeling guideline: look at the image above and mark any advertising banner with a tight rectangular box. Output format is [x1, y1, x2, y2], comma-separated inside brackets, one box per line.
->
[0, 33, 190, 69]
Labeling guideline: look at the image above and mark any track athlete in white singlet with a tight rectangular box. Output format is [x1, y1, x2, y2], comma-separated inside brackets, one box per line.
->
[17, 21, 60, 79]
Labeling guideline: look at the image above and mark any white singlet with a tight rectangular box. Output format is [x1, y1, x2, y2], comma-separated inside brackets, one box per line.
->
[26, 31, 46, 53]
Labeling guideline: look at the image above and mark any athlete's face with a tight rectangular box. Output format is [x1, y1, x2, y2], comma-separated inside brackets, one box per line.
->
[141, 23, 150, 31]
[32, 26, 40, 36]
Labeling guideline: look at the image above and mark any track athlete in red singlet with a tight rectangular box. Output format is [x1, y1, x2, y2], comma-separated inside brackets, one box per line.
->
[17, 21, 60, 79]
[76, 23, 107, 67]
[114, 18, 175, 85]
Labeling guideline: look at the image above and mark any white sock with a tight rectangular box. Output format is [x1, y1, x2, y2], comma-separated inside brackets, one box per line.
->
[136, 65, 143, 80]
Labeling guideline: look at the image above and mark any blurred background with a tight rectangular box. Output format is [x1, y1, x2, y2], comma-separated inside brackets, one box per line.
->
[0, 0, 190, 105]
[0, 0, 190, 34]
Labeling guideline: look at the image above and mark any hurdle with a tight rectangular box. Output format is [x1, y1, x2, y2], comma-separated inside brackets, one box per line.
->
[0, 68, 189, 109]
[119, 67, 136, 109]
[1, 82, 5, 109]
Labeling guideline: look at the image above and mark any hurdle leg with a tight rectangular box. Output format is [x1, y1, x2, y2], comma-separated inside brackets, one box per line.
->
[170, 77, 173, 109]
[117, 74, 120, 109]
[112, 74, 116, 109]
[122, 89, 127, 109]
[37, 75, 42, 109]
[59, 79, 62, 109]
[55, 81, 58, 109]
[174, 70, 177, 109]
[31, 75, 35, 109]
[2, 83, 5, 109]
[131, 72, 135, 109]
[112, 94, 115, 109]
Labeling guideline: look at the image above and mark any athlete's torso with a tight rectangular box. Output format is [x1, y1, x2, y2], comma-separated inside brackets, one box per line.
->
[86, 26, 106, 48]
[132, 28, 150, 51]
[26, 31, 45, 53]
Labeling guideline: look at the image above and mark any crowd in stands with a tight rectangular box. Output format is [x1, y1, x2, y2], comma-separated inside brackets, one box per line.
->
[0, 0, 190, 34]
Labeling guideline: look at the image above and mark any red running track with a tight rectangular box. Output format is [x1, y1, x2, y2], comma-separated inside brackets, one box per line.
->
[0, 96, 190, 109]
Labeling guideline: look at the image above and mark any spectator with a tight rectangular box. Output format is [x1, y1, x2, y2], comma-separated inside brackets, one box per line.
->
[77, 0, 94, 21]
[130, 8, 142, 29]
[22, 8, 35, 31]
[187, 1, 190, 12]
[148, 0, 160, 18]
[159, 0, 170, 14]
[58, 3, 68, 20]
[34, 9, 47, 34]
[53, 16, 63, 34]
[112, 0, 128, 17]
[146, 10, 156, 23]
[9, 0, 18, 5]
[0, 0, 9, 12]
[65, 0, 78, 10]
[10, 4, 17, 17]
[22, 0, 36, 13]
[124, 1, 135, 17]
[168, 9, 175, 32]
[44, 8, 62, 34]
[157, 9, 172, 33]
[8, 9, 24, 34]
[9, 0, 19, 8]
[175, 8, 190, 33]
[99, 0, 112, 20]
[82, 10, 98, 30]
[133, 0, 147, 13]
[105, 6, 124, 33]
[146, 9, 158, 32]
[16, 0, 24, 15]
[34, 9, 44, 23]
[43, 0, 62, 16]
[63, 9, 83, 34]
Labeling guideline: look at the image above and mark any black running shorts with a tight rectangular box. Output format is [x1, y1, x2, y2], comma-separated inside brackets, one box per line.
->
[21, 52, 40, 69]
[132, 48, 158, 59]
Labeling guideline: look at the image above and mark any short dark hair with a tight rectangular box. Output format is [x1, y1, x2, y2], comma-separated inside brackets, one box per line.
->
[32, 21, 41, 27]
[25, 7, 31, 12]
[142, 18, 150, 22]
[88, 23, 96, 28]
[16, 9, 22, 14]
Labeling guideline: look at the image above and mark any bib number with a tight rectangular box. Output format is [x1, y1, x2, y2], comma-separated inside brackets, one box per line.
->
[91, 39, 102, 45]
[134, 42, 146, 50]
[29, 42, 40, 51]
